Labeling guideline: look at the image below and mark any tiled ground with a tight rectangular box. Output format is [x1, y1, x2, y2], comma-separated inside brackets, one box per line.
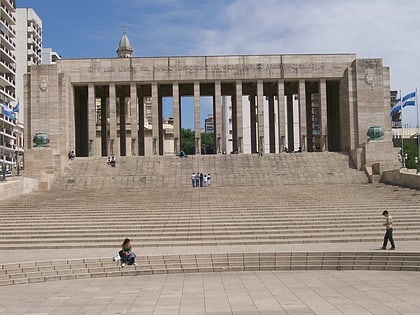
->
[1, 270, 419, 314]
[1, 241, 420, 314]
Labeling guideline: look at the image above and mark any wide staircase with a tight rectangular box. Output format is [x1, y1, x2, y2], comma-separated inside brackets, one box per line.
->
[1, 152, 420, 286]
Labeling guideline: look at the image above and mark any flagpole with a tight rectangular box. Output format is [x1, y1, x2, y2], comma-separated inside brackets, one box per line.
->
[400, 90, 406, 168]
[0, 104, 5, 181]
[416, 87, 419, 173]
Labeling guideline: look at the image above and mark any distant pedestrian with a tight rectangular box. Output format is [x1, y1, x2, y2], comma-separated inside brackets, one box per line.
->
[191, 172, 196, 187]
[203, 174, 208, 187]
[68, 150, 75, 160]
[195, 172, 200, 188]
[110, 155, 116, 167]
[207, 174, 211, 186]
[381, 210, 395, 250]
[200, 173, 203, 187]
[118, 238, 137, 267]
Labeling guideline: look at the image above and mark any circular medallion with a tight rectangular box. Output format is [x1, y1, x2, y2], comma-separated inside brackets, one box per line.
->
[40, 79, 48, 91]
[365, 73, 374, 85]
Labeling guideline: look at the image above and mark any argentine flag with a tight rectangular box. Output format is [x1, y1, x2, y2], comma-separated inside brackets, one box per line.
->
[2, 107, 15, 120]
[390, 91, 416, 116]
[13, 101, 19, 113]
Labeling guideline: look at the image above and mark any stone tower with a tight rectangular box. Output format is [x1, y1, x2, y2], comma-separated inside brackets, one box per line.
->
[116, 29, 133, 58]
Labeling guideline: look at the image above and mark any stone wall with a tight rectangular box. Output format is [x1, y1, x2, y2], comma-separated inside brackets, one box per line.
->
[381, 169, 420, 190]
[0, 177, 39, 201]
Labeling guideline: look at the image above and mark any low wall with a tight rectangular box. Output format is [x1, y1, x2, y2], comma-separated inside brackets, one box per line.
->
[0, 177, 39, 201]
[381, 169, 420, 190]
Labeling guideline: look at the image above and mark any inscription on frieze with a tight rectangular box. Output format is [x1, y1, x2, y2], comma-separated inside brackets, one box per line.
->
[86, 63, 324, 74]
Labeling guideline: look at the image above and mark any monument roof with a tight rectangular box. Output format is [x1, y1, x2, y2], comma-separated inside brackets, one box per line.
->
[116, 30, 133, 57]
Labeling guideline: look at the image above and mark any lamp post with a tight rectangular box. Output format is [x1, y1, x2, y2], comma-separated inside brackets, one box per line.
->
[0, 112, 5, 181]
[417, 134, 420, 174]
[400, 151, 408, 168]
[15, 149, 20, 176]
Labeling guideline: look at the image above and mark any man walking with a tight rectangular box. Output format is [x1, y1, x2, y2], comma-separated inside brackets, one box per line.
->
[191, 172, 196, 187]
[381, 210, 395, 250]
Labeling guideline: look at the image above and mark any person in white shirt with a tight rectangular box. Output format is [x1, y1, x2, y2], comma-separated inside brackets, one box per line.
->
[191, 172, 196, 187]
[381, 210, 395, 250]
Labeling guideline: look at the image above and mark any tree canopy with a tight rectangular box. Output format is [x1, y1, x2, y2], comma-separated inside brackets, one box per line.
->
[180, 129, 214, 155]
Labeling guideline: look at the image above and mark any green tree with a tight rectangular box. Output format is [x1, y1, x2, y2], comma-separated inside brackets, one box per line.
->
[201, 132, 214, 154]
[394, 139, 419, 169]
[181, 128, 195, 155]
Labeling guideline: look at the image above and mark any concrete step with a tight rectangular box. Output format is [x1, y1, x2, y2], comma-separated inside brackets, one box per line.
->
[1, 251, 419, 286]
[0, 235, 419, 250]
[53, 153, 369, 189]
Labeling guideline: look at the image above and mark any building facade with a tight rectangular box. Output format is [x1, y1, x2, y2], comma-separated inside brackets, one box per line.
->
[0, 0, 20, 177]
[15, 7, 42, 108]
[24, 48, 395, 174]
[41, 48, 60, 65]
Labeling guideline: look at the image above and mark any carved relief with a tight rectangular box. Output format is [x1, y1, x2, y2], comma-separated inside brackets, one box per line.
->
[39, 77, 48, 91]
[365, 72, 374, 85]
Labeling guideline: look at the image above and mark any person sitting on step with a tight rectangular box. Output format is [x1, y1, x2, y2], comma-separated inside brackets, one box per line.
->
[110, 155, 116, 167]
[118, 238, 137, 267]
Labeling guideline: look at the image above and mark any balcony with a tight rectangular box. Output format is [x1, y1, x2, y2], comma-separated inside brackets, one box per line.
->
[0, 58, 16, 74]
[0, 17, 16, 38]
[0, 4, 16, 26]
[0, 86, 15, 99]
[0, 31, 16, 51]
[0, 72, 15, 86]
[2, 0, 16, 11]
[0, 45, 16, 63]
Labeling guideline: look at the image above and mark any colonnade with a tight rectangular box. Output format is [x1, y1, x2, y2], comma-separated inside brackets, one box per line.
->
[74, 79, 337, 157]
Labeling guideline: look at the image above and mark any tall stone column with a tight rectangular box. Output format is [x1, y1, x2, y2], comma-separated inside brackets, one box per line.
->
[152, 83, 159, 155]
[194, 81, 201, 154]
[130, 83, 137, 156]
[235, 80, 243, 153]
[250, 95, 257, 153]
[319, 79, 328, 151]
[172, 82, 180, 154]
[214, 81, 222, 154]
[118, 94, 126, 156]
[257, 80, 264, 154]
[88, 84, 96, 156]
[109, 83, 117, 156]
[299, 79, 307, 151]
[277, 80, 285, 152]
[268, 95, 276, 153]
[287, 92, 294, 151]
[100, 92, 108, 157]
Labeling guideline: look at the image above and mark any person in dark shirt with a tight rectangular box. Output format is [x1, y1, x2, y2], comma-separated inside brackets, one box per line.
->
[118, 238, 137, 267]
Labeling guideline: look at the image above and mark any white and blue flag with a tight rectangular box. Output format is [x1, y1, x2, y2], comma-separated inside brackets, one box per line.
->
[13, 101, 19, 113]
[2, 101, 15, 120]
[390, 91, 416, 116]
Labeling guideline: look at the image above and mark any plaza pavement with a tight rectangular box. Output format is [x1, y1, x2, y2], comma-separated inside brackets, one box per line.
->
[1, 154, 419, 314]
[1, 241, 420, 314]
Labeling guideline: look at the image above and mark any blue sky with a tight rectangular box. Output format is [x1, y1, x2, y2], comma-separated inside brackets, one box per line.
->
[17, 0, 420, 127]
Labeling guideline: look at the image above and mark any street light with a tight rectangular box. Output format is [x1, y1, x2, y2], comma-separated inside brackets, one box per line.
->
[415, 156, 420, 174]
[0, 113, 5, 181]
[400, 151, 408, 168]
[15, 149, 20, 176]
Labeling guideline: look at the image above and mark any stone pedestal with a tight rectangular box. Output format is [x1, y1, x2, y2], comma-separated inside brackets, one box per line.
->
[364, 140, 395, 171]
[24, 148, 62, 190]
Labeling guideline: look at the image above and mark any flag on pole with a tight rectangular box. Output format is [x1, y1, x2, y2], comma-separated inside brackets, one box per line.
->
[2, 107, 15, 120]
[390, 90, 417, 116]
[13, 101, 19, 113]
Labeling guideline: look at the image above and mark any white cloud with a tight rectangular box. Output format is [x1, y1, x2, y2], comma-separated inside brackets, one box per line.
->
[184, 0, 420, 92]
[125, 0, 420, 126]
